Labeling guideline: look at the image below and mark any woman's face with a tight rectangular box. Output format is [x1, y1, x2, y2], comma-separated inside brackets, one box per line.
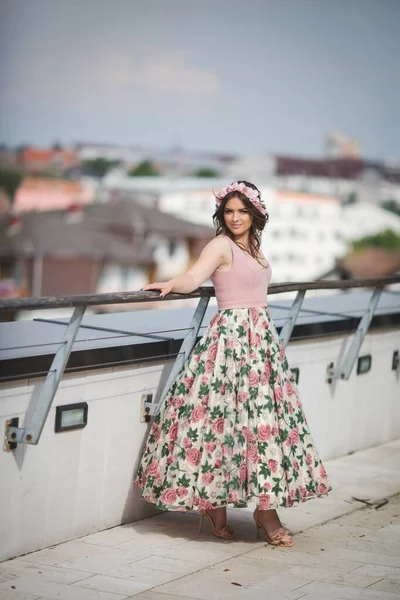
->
[223, 196, 252, 236]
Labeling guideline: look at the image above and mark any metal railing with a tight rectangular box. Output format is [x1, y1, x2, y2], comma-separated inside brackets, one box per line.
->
[1, 275, 400, 450]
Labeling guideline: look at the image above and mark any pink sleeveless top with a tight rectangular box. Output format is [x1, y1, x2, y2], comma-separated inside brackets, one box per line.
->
[210, 236, 272, 310]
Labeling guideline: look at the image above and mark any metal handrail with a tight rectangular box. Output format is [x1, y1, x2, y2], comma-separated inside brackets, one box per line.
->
[2, 275, 400, 450]
[1, 275, 399, 311]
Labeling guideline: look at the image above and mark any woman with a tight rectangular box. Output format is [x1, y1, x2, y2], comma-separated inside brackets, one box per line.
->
[136, 181, 331, 547]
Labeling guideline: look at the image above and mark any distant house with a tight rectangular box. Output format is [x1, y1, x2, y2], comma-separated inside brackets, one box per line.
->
[14, 178, 94, 213]
[86, 198, 215, 285]
[16, 147, 79, 175]
[0, 210, 153, 300]
[0, 198, 215, 317]
[225, 153, 400, 207]
[274, 156, 400, 206]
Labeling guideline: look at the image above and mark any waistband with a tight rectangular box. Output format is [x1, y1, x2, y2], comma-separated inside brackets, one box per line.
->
[217, 301, 268, 311]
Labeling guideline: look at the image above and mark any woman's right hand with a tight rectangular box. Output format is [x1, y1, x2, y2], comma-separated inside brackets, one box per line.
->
[141, 281, 174, 298]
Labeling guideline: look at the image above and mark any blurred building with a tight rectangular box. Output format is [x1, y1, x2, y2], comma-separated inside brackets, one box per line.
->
[264, 191, 344, 282]
[14, 178, 94, 213]
[226, 154, 400, 206]
[16, 147, 78, 175]
[0, 210, 152, 298]
[265, 191, 400, 283]
[324, 132, 361, 159]
[101, 175, 400, 284]
[101, 175, 227, 217]
[76, 142, 235, 177]
[0, 199, 214, 313]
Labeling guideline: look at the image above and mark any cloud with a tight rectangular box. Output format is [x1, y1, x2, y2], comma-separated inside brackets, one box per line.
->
[139, 53, 220, 97]
[1, 45, 220, 113]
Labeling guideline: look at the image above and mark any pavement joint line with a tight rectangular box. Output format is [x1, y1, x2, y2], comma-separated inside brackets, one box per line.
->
[125, 491, 400, 596]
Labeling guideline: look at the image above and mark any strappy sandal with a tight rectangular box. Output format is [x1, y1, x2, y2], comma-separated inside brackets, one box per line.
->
[253, 509, 293, 547]
[199, 510, 234, 540]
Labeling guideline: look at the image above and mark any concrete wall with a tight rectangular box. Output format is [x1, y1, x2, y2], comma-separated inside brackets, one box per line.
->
[1, 328, 399, 562]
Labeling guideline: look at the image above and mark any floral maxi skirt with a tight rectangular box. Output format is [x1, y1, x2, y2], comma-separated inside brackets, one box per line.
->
[135, 306, 332, 511]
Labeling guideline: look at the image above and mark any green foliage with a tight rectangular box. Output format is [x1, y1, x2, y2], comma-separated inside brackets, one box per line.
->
[351, 228, 400, 251]
[381, 199, 400, 218]
[175, 382, 187, 395]
[198, 383, 209, 398]
[187, 427, 199, 442]
[343, 191, 357, 205]
[193, 167, 220, 178]
[200, 460, 213, 473]
[83, 158, 119, 178]
[223, 434, 235, 448]
[201, 429, 214, 443]
[0, 168, 24, 202]
[177, 473, 191, 487]
[129, 160, 160, 177]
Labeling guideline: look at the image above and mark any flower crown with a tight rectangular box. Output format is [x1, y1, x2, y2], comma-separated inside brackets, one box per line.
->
[215, 182, 267, 215]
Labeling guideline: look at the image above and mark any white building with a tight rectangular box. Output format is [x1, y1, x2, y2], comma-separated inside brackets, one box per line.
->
[101, 176, 400, 287]
[226, 154, 400, 207]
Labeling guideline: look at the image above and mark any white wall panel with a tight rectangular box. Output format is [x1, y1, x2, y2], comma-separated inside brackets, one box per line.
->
[0, 331, 399, 562]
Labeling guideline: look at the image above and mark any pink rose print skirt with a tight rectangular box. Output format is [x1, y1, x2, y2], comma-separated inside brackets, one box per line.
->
[135, 306, 332, 511]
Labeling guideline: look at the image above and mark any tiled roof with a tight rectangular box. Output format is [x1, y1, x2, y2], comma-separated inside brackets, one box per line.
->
[276, 156, 400, 183]
[86, 198, 215, 238]
[0, 211, 153, 265]
[14, 178, 93, 212]
[19, 148, 78, 166]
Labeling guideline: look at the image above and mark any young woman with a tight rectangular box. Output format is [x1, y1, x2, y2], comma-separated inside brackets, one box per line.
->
[136, 181, 331, 547]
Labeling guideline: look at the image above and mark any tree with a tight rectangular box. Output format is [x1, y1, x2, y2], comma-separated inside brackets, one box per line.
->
[352, 228, 400, 252]
[129, 160, 160, 177]
[0, 168, 24, 204]
[343, 191, 357, 206]
[83, 158, 119, 178]
[193, 167, 220, 178]
[381, 199, 400, 218]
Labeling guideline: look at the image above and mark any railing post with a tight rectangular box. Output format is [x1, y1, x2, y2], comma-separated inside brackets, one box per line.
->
[332, 287, 383, 381]
[279, 290, 306, 348]
[7, 305, 86, 446]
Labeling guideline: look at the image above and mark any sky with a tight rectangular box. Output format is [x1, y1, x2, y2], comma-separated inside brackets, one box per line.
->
[0, 0, 399, 160]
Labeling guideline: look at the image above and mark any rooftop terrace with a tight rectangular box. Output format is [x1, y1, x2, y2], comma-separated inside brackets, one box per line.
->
[0, 439, 399, 600]
[1, 276, 399, 599]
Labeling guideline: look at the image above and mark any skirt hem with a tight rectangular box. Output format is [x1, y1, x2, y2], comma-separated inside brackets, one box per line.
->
[137, 483, 333, 512]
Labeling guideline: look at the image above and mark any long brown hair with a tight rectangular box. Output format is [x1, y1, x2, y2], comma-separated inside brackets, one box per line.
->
[212, 180, 269, 267]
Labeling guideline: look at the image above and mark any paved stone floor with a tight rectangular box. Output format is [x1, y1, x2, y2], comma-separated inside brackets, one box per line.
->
[1, 439, 399, 600]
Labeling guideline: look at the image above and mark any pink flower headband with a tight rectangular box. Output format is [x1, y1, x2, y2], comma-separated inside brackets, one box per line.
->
[215, 182, 267, 215]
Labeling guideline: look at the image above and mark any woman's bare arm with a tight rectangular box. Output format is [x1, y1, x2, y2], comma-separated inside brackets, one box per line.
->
[171, 236, 230, 293]
[142, 236, 230, 296]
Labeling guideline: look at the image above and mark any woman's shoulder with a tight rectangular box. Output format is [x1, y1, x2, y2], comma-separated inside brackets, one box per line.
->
[204, 235, 232, 253]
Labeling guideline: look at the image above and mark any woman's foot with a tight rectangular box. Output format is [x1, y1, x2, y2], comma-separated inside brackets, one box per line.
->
[199, 506, 233, 539]
[253, 508, 293, 546]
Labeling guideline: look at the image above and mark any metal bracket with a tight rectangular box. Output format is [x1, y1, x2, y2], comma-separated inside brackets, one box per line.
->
[7, 305, 86, 446]
[279, 290, 306, 348]
[3, 417, 19, 452]
[331, 287, 382, 381]
[141, 393, 156, 422]
[153, 296, 209, 418]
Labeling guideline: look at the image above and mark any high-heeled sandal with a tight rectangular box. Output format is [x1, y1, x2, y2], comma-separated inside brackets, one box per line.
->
[253, 509, 293, 547]
[199, 510, 234, 540]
